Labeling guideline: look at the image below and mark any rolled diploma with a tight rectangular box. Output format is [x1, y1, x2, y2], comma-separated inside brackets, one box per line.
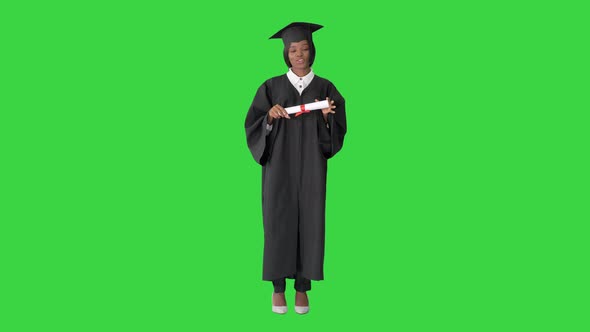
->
[284, 100, 330, 114]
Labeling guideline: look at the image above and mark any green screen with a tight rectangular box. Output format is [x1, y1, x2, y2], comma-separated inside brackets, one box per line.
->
[1, 0, 588, 331]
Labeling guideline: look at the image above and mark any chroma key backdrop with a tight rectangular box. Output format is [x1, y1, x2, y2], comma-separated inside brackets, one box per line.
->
[1, 1, 587, 331]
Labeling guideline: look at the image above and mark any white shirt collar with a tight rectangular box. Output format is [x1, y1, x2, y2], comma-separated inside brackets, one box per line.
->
[287, 68, 315, 95]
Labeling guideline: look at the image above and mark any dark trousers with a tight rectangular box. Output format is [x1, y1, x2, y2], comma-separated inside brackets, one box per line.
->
[272, 277, 311, 293]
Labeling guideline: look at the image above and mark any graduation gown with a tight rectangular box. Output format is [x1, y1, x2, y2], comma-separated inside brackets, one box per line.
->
[245, 74, 346, 281]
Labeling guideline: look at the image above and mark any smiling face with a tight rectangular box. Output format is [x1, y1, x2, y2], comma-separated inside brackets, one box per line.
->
[288, 40, 311, 73]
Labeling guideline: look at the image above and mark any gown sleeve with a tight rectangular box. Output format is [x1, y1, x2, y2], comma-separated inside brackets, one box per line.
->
[317, 82, 347, 159]
[245, 81, 275, 165]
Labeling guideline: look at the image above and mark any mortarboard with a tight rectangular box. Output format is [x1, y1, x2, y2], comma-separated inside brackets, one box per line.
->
[269, 22, 323, 47]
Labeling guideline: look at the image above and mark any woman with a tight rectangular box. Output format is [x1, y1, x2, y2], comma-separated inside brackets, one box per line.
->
[245, 22, 347, 314]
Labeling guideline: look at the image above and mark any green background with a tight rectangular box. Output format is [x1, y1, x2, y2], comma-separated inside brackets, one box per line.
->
[1, 0, 588, 331]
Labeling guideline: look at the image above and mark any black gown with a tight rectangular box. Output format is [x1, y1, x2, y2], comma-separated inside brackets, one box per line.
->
[245, 74, 347, 281]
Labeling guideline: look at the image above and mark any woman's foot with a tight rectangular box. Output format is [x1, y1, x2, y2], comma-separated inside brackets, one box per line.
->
[272, 292, 287, 314]
[295, 291, 309, 314]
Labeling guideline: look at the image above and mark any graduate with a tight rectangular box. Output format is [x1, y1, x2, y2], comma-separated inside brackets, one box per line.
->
[245, 22, 347, 314]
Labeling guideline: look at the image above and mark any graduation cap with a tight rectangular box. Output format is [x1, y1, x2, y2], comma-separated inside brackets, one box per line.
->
[270, 22, 323, 46]
[269, 22, 323, 68]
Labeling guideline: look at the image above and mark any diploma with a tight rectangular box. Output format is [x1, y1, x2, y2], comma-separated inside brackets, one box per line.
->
[285, 100, 330, 116]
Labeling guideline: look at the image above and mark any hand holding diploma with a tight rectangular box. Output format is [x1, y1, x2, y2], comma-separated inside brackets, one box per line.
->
[316, 97, 336, 123]
[267, 98, 336, 124]
[268, 97, 336, 124]
[317, 97, 336, 114]
[268, 104, 290, 124]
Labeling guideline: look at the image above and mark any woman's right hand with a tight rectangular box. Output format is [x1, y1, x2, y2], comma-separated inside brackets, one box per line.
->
[267, 104, 290, 124]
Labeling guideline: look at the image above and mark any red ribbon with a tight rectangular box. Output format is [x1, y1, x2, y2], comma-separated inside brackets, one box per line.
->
[295, 104, 310, 117]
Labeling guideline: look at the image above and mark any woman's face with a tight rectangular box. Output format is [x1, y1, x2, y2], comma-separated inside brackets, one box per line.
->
[288, 40, 310, 71]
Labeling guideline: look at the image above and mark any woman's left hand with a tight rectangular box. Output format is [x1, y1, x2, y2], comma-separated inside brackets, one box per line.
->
[316, 97, 336, 122]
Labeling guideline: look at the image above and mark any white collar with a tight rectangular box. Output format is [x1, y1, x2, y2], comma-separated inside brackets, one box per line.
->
[287, 68, 315, 95]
